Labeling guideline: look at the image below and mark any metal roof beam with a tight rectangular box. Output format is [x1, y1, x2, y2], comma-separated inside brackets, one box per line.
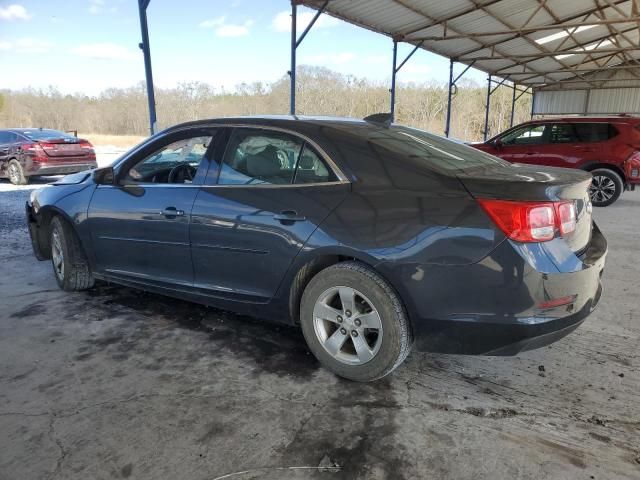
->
[409, 16, 640, 41]
[459, 47, 640, 61]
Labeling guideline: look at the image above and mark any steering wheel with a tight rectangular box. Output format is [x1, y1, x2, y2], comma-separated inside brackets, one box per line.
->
[167, 163, 196, 183]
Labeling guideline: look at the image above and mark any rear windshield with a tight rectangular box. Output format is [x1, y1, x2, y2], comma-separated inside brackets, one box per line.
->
[345, 124, 510, 172]
[19, 129, 77, 141]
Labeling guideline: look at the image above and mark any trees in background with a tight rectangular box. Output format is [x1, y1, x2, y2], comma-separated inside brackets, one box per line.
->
[0, 66, 531, 141]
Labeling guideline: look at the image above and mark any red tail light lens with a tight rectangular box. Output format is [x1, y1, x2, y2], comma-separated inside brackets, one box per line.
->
[557, 201, 577, 235]
[478, 199, 577, 243]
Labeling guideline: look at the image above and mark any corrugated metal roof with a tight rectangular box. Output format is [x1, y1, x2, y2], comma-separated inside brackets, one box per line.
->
[300, 0, 640, 89]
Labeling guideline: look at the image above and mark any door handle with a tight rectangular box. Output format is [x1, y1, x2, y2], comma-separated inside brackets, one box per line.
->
[525, 152, 536, 155]
[160, 207, 185, 218]
[273, 210, 306, 223]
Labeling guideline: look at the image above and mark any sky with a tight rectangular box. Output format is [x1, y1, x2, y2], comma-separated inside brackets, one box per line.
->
[0, 0, 488, 96]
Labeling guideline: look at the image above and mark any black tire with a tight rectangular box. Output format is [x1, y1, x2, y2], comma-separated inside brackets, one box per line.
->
[589, 168, 623, 207]
[7, 159, 28, 185]
[300, 261, 412, 382]
[49, 216, 94, 291]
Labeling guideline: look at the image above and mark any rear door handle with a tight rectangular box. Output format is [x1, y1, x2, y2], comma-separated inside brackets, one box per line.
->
[160, 207, 185, 218]
[273, 210, 306, 223]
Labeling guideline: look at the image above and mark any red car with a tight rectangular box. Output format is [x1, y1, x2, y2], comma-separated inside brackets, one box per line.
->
[0, 128, 97, 185]
[472, 116, 640, 206]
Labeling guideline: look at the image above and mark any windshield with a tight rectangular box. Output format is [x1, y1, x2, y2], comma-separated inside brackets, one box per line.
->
[19, 129, 77, 141]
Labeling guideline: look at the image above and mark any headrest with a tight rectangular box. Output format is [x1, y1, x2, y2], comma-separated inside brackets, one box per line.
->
[246, 146, 281, 178]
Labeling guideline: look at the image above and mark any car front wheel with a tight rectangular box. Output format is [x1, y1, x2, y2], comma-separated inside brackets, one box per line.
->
[589, 168, 623, 207]
[300, 261, 412, 382]
[50, 216, 95, 291]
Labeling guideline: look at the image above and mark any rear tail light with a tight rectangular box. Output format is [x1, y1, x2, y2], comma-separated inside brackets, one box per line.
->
[21, 143, 47, 159]
[626, 151, 640, 178]
[478, 199, 577, 243]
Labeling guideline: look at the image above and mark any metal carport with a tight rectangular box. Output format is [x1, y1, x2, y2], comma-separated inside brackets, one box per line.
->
[137, 0, 640, 138]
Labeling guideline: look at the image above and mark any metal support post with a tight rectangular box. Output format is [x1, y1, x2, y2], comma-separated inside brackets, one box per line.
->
[390, 40, 398, 121]
[484, 75, 492, 141]
[138, 0, 157, 135]
[445, 59, 454, 138]
[510, 82, 517, 127]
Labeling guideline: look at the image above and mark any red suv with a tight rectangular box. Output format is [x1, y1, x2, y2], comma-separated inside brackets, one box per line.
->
[472, 116, 640, 206]
[0, 128, 97, 185]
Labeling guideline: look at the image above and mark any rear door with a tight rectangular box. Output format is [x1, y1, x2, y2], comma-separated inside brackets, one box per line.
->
[189, 126, 349, 302]
[538, 123, 584, 168]
[87, 128, 218, 286]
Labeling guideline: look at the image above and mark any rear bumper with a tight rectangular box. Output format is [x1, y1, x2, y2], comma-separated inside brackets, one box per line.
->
[27, 162, 97, 176]
[387, 224, 607, 355]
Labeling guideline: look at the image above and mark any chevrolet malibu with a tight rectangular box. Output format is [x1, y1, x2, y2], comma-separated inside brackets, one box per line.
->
[26, 116, 607, 382]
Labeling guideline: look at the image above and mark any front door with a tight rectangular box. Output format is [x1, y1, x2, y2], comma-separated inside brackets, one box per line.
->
[496, 123, 548, 164]
[87, 129, 217, 286]
[190, 127, 349, 302]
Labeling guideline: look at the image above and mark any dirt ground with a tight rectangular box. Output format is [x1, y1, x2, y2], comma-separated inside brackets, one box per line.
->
[0, 177, 638, 480]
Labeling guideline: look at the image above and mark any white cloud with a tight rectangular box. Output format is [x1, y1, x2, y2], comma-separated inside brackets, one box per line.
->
[362, 54, 389, 65]
[71, 43, 138, 61]
[199, 16, 225, 28]
[88, 0, 117, 15]
[199, 17, 253, 37]
[0, 4, 31, 20]
[302, 52, 356, 65]
[0, 38, 53, 53]
[272, 10, 339, 33]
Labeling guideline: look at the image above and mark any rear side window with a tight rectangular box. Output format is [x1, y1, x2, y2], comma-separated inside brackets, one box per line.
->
[573, 123, 617, 142]
[218, 128, 336, 185]
[0, 132, 11, 144]
[549, 124, 577, 143]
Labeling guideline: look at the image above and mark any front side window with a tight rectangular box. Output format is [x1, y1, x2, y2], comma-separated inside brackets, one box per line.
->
[124, 136, 212, 184]
[218, 128, 335, 185]
[501, 124, 547, 145]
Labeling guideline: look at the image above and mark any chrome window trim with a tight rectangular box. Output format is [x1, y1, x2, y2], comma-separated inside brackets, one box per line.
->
[110, 122, 350, 188]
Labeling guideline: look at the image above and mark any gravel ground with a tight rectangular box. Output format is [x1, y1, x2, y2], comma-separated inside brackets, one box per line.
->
[0, 177, 638, 480]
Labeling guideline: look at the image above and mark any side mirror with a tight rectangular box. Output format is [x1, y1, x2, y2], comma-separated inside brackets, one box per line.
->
[93, 166, 115, 185]
[493, 138, 503, 150]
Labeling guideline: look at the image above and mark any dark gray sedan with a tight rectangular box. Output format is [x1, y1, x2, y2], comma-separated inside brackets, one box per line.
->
[26, 116, 606, 381]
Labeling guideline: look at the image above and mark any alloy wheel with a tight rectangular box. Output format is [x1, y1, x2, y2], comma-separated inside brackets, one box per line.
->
[312, 286, 383, 365]
[8, 163, 20, 184]
[589, 175, 616, 204]
[51, 230, 65, 281]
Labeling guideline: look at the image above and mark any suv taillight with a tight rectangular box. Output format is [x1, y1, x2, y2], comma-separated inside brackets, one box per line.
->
[478, 199, 577, 243]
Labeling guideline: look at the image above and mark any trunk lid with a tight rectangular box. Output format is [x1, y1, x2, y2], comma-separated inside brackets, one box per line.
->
[457, 163, 593, 253]
[39, 138, 90, 159]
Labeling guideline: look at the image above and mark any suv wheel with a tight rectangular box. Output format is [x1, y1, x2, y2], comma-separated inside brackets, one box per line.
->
[7, 160, 28, 185]
[50, 216, 95, 291]
[589, 168, 623, 207]
[300, 261, 412, 382]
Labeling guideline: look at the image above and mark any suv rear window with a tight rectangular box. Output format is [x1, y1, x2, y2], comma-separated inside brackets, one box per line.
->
[573, 123, 617, 142]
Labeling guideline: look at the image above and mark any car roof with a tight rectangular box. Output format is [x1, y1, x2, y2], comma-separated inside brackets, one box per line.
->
[526, 116, 640, 124]
[163, 115, 374, 132]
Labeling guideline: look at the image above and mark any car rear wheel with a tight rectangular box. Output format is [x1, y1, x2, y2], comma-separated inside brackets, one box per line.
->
[50, 216, 95, 291]
[7, 160, 28, 185]
[589, 168, 623, 207]
[300, 261, 412, 382]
